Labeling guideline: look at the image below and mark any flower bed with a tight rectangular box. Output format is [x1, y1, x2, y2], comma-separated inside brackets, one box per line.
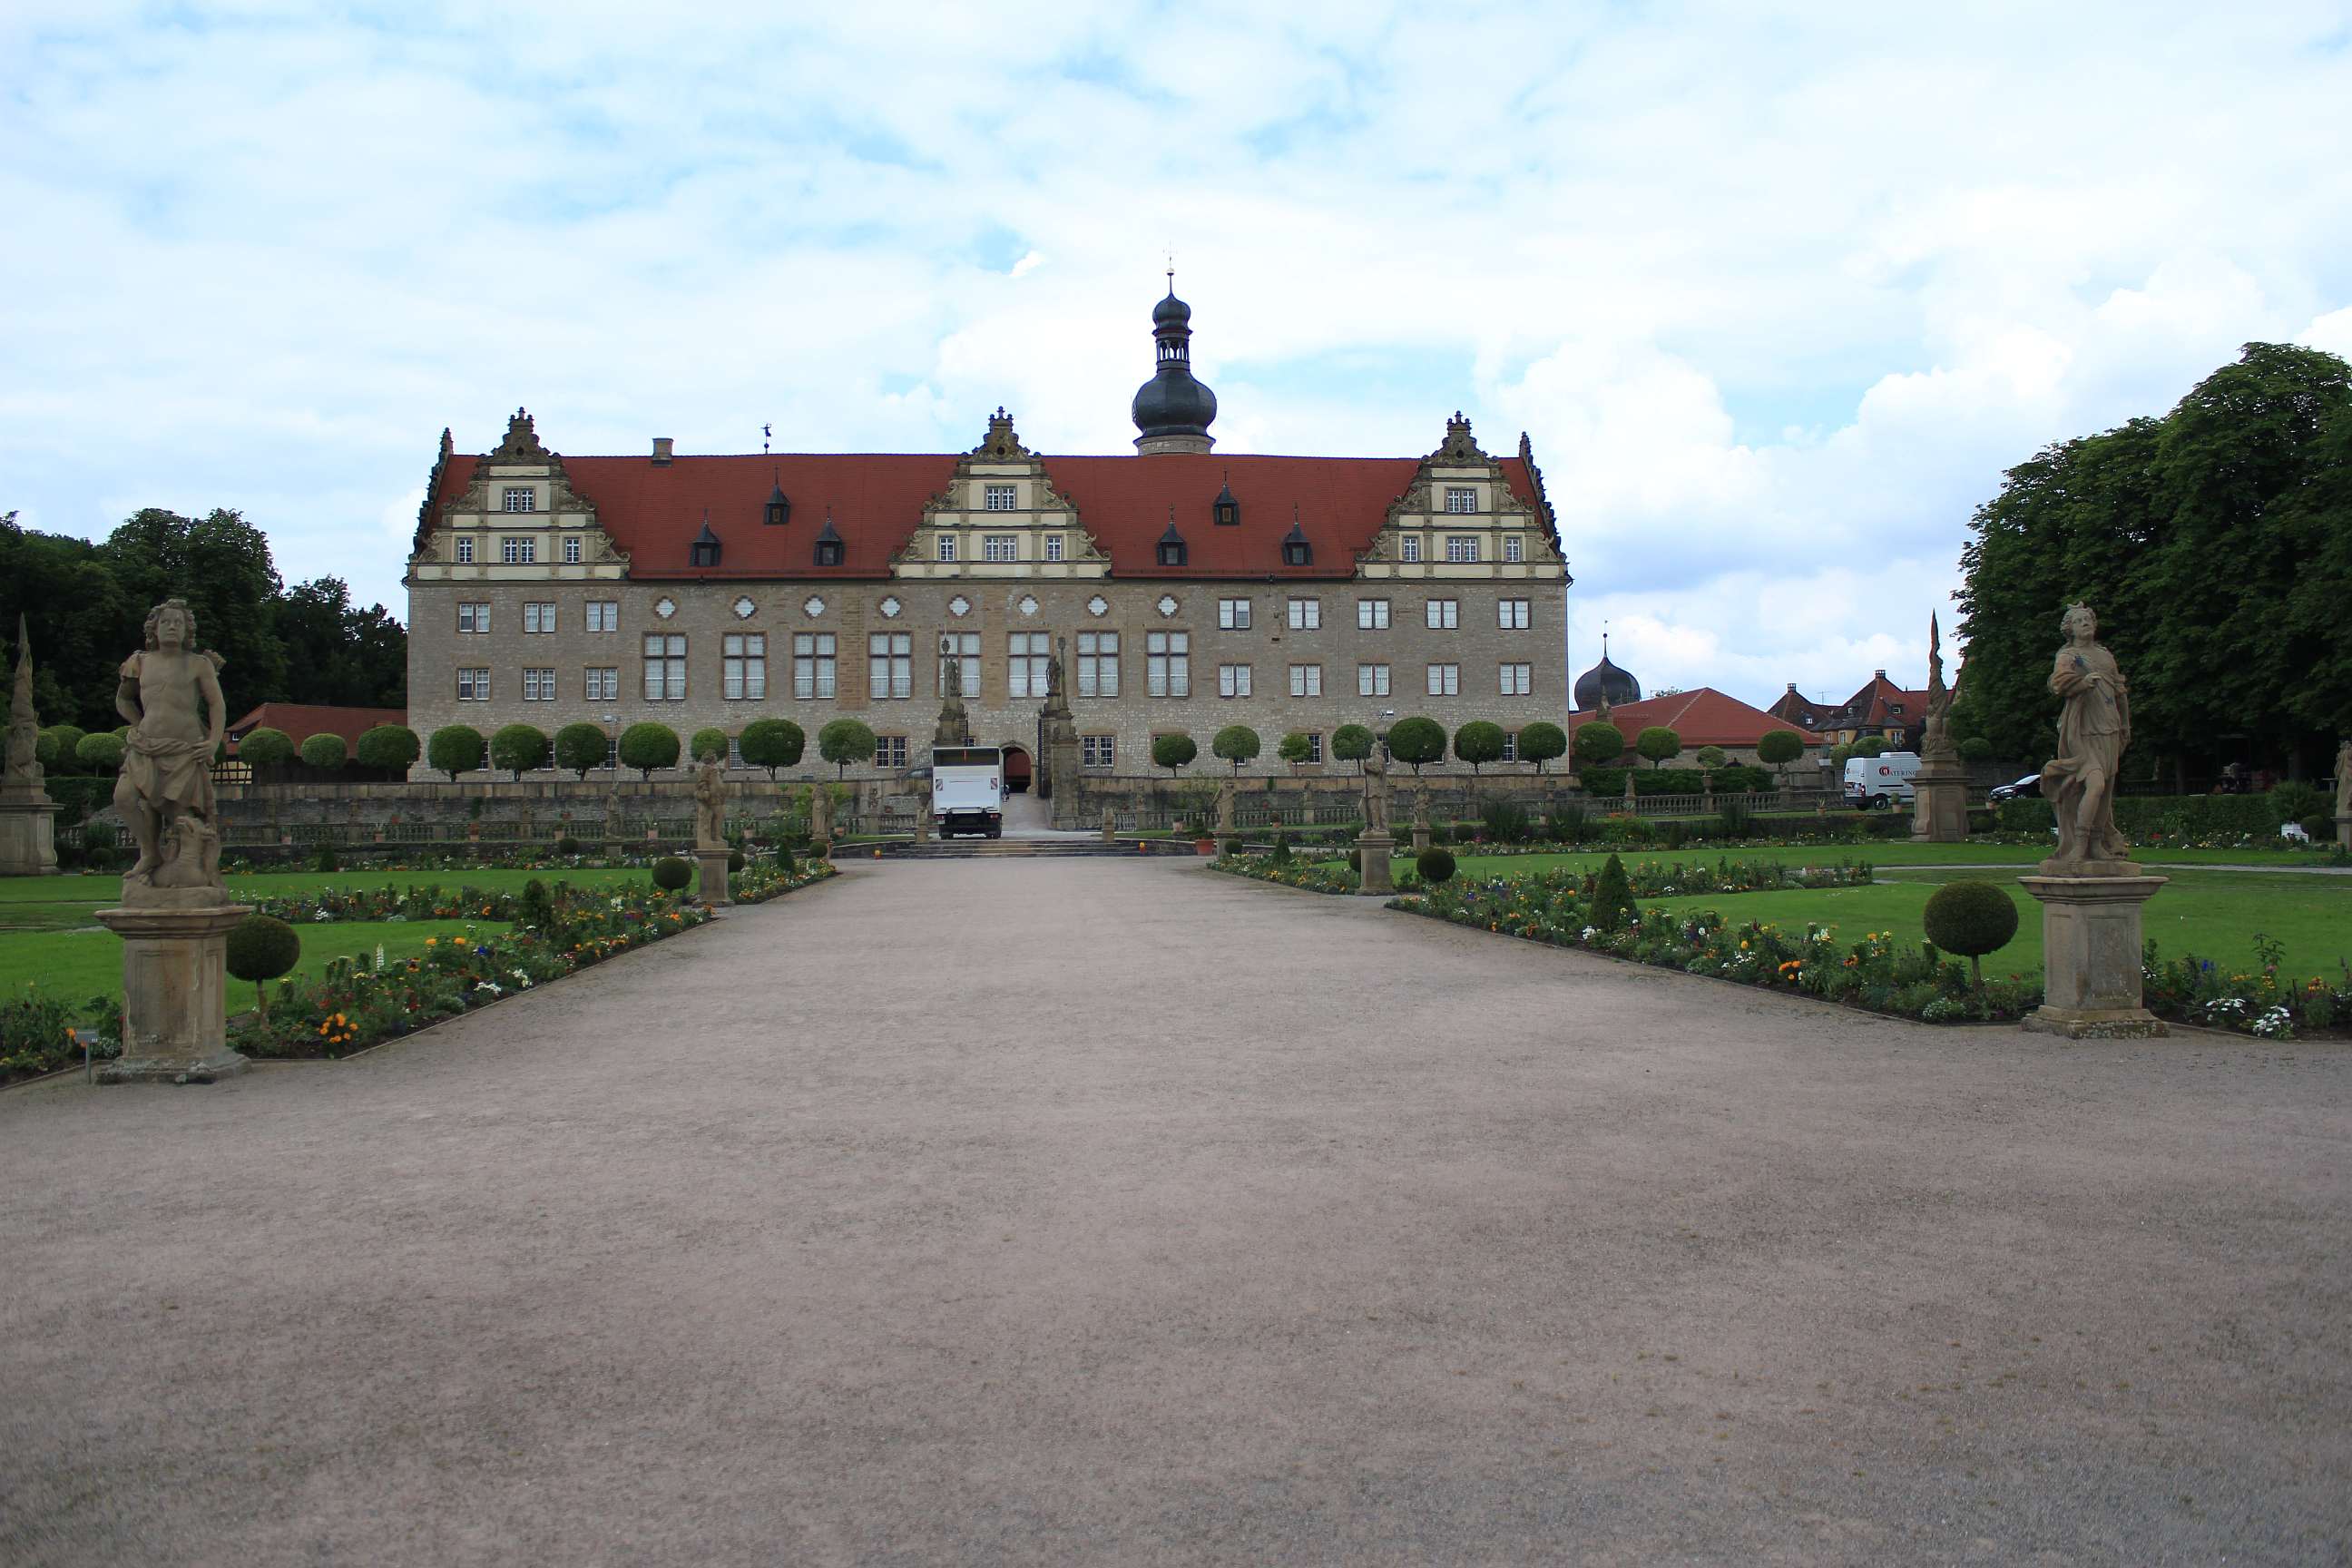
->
[1211, 852, 1874, 901]
[1210, 855, 1360, 894]
[2143, 943, 2349, 1038]
[731, 859, 838, 903]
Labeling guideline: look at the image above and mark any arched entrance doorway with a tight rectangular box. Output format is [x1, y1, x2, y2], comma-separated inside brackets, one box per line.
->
[1002, 744, 1033, 794]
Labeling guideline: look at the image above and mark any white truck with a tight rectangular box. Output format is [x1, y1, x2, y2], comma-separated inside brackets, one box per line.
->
[930, 746, 1004, 838]
[1844, 751, 1923, 810]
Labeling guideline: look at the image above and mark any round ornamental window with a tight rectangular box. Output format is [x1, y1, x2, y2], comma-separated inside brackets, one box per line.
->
[878, 596, 902, 619]
[1157, 594, 1180, 618]
[652, 597, 677, 620]
[1087, 595, 1110, 618]
[802, 595, 827, 618]
[1017, 595, 1040, 618]
[948, 595, 972, 618]
[731, 596, 757, 620]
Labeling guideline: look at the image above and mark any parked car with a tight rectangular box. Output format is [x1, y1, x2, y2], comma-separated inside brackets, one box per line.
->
[1986, 772, 2043, 805]
[1844, 751, 1922, 810]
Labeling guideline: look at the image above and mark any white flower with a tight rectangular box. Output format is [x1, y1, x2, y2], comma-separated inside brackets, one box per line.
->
[475, 981, 504, 997]
[313, 909, 333, 922]
[1581, 926, 1599, 941]
[511, 968, 533, 988]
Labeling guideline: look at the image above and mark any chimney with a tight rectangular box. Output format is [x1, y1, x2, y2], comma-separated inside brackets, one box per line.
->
[652, 437, 674, 466]
[1786, 681, 1798, 692]
[1873, 668, 1886, 679]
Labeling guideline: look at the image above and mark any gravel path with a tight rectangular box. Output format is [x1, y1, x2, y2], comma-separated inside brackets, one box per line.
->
[3, 858, 2347, 1566]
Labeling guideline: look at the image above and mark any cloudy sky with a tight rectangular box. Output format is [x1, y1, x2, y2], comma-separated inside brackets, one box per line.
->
[5, 1, 2349, 711]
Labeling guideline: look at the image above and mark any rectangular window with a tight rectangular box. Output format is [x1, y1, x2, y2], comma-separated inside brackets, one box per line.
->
[1218, 598, 1251, 631]
[603, 735, 619, 770]
[1444, 486, 1477, 514]
[1498, 598, 1530, 630]
[1147, 631, 1191, 698]
[1357, 663, 1390, 698]
[524, 602, 555, 633]
[985, 534, 1018, 563]
[875, 735, 908, 769]
[456, 602, 489, 633]
[503, 486, 534, 513]
[793, 632, 836, 701]
[1357, 599, 1389, 631]
[1504, 535, 1524, 564]
[456, 667, 490, 701]
[1077, 632, 1119, 699]
[1501, 731, 1519, 763]
[1044, 534, 1064, 563]
[454, 534, 475, 564]
[585, 601, 619, 632]
[939, 633, 980, 698]
[1400, 535, 1422, 563]
[1426, 663, 1460, 697]
[563, 535, 583, 564]
[1287, 597, 1319, 631]
[584, 667, 618, 703]
[1289, 663, 1322, 698]
[1500, 662, 1533, 696]
[642, 634, 687, 701]
[1218, 663, 1251, 699]
[936, 535, 957, 563]
[1008, 632, 1051, 699]
[984, 483, 1017, 511]
[723, 633, 768, 701]
[523, 667, 555, 702]
[501, 536, 536, 564]
[1082, 735, 1115, 769]
[1304, 732, 1323, 764]
[1446, 536, 1481, 563]
[1426, 599, 1458, 630]
[867, 632, 912, 700]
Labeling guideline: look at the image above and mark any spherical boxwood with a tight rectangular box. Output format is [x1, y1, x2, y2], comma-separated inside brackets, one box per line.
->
[690, 726, 730, 763]
[355, 723, 422, 773]
[652, 856, 694, 892]
[225, 913, 300, 1015]
[238, 727, 297, 769]
[1151, 731, 1198, 775]
[737, 718, 806, 779]
[1453, 720, 1506, 774]
[619, 721, 681, 780]
[1386, 716, 1447, 774]
[1517, 720, 1568, 773]
[1756, 729, 1805, 772]
[299, 732, 348, 769]
[426, 724, 486, 780]
[75, 730, 126, 771]
[1211, 724, 1262, 773]
[554, 722, 609, 779]
[1416, 846, 1457, 885]
[728, 848, 745, 872]
[1957, 735, 1994, 763]
[1922, 879, 2020, 990]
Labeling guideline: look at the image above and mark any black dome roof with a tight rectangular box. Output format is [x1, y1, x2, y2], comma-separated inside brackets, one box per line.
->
[1153, 290, 1192, 328]
[1574, 639, 1642, 710]
[1132, 366, 1219, 438]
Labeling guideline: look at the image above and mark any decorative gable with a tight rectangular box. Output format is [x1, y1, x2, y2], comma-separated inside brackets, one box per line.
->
[407, 408, 630, 583]
[1357, 413, 1564, 582]
[894, 407, 1112, 580]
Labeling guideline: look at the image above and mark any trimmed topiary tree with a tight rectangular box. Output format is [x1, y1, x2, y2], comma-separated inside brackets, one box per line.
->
[1635, 725, 1682, 769]
[1212, 724, 1262, 775]
[1694, 746, 1729, 770]
[355, 723, 421, 774]
[1757, 728, 1805, 784]
[1332, 723, 1376, 772]
[38, 725, 87, 772]
[1416, 846, 1457, 884]
[619, 722, 681, 781]
[1454, 720, 1506, 776]
[239, 727, 297, 770]
[490, 723, 551, 779]
[1386, 717, 1446, 776]
[426, 724, 485, 781]
[1589, 852, 1639, 933]
[1573, 720, 1624, 769]
[1517, 720, 1567, 775]
[1853, 734, 1888, 758]
[817, 718, 876, 777]
[1278, 731, 1313, 773]
[1152, 731, 1197, 776]
[554, 722, 609, 780]
[652, 856, 693, 892]
[225, 913, 300, 1018]
[738, 718, 806, 780]
[690, 727, 730, 763]
[1923, 879, 2021, 993]
[1958, 735, 1994, 763]
[75, 730, 126, 771]
[299, 732, 348, 769]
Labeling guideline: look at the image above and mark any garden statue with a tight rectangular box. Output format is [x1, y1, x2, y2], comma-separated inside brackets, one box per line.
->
[934, 642, 972, 747]
[692, 750, 726, 849]
[5, 614, 40, 785]
[114, 598, 227, 892]
[2336, 738, 2351, 847]
[2037, 603, 2134, 873]
[1216, 778, 1235, 835]
[1046, 638, 1066, 704]
[1920, 612, 1956, 760]
[1361, 745, 1391, 832]
[808, 781, 835, 850]
[1910, 611, 1970, 842]
[0, 613, 60, 877]
[1102, 803, 1117, 842]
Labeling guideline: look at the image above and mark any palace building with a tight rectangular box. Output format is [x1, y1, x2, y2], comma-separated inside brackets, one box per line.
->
[404, 286, 1573, 789]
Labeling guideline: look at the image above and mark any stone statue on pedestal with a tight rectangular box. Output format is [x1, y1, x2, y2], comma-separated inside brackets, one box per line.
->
[2335, 738, 2351, 848]
[114, 599, 226, 893]
[2037, 603, 2134, 874]
[1361, 746, 1390, 832]
[1216, 778, 1235, 835]
[5, 615, 41, 787]
[1910, 611, 1971, 843]
[1920, 612, 1957, 762]
[934, 642, 972, 749]
[1, 613, 61, 877]
[692, 751, 726, 850]
[808, 782, 836, 852]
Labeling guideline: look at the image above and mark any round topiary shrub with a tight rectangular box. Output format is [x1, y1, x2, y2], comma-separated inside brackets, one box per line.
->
[776, 843, 798, 874]
[1416, 847, 1457, 884]
[728, 848, 745, 872]
[225, 913, 300, 1016]
[555, 835, 582, 856]
[1922, 879, 2020, 992]
[652, 856, 693, 892]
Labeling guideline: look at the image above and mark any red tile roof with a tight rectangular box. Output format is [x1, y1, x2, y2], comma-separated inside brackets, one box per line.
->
[228, 703, 407, 754]
[428, 450, 1544, 582]
[1594, 689, 1821, 749]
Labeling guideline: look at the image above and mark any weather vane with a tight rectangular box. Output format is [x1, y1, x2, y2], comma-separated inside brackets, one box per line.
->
[761, 422, 772, 456]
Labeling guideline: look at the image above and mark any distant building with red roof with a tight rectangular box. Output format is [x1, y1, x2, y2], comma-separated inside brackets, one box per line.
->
[1591, 688, 1820, 766]
[226, 702, 406, 756]
[1768, 670, 1930, 748]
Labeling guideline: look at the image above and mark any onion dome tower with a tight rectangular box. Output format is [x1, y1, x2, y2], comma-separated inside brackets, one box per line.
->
[1573, 632, 1642, 711]
[1132, 272, 1218, 455]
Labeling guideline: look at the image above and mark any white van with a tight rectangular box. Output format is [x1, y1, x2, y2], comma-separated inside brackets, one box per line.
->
[930, 746, 1004, 838]
[1844, 751, 1923, 811]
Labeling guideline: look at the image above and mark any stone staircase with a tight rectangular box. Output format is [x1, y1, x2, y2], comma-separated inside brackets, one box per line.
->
[868, 837, 1193, 860]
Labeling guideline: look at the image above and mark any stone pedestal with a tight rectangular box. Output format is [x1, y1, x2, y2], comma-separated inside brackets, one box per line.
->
[1909, 757, 1971, 843]
[1357, 832, 1396, 896]
[0, 789, 60, 875]
[696, 848, 731, 906]
[2017, 873, 2170, 1038]
[1100, 809, 1117, 844]
[93, 894, 252, 1083]
[914, 807, 931, 843]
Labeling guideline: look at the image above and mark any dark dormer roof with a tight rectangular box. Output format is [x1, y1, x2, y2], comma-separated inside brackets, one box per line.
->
[1281, 514, 1311, 564]
[813, 514, 843, 564]
[691, 516, 721, 566]
[1212, 476, 1239, 524]
[1159, 519, 1186, 547]
[814, 516, 841, 546]
[765, 480, 789, 524]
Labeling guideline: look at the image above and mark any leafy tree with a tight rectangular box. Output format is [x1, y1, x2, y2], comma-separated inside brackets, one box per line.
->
[1517, 720, 1567, 775]
[225, 914, 300, 1017]
[239, 727, 297, 769]
[1278, 731, 1313, 773]
[817, 718, 876, 777]
[1854, 734, 1888, 759]
[1151, 731, 1197, 776]
[355, 724, 420, 773]
[1572, 720, 1624, 768]
[1635, 726, 1681, 769]
[490, 723, 551, 779]
[1756, 729, 1805, 784]
[1386, 717, 1446, 775]
[298, 733, 347, 769]
[99, 507, 288, 717]
[1211, 724, 1261, 775]
[38, 725, 87, 772]
[690, 726, 730, 763]
[1331, 723, 1376, 771]
[619, 722, 681, 780]
[426, 725, 485, 780]
[554, 722, 609, 779]
[75, 730, 125, 770]
[1694, 746, 1729, 770]
[1453, 720, 1506, 775]
[737, 718, 806, 779]
[268, 576, 407, 708]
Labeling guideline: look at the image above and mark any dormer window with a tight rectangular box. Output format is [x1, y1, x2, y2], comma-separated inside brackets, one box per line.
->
[691, 518, 722, 568]
[1212, 477, 1240, 526]
[1157, 520, 1188, 568]
[814, 517, 843, 567]
[502, 486, 534, 513]
[1281, 516, 1311, 567]
[765, 482, 790, 527]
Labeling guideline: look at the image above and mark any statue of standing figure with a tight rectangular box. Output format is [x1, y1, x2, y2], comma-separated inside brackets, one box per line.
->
[1215, 777, 1235, 835]
[115, 599, 227, 890]
[692, 750, 726, 849]
[1361, 745, 1391, 832]
[808, 782, 836, 849]
[1920, 612, 1957, 760]
[2039, 603, 2133, 871]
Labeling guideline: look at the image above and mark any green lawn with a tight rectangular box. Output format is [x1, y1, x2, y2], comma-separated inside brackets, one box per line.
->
[1416, 842, 2338, 882]
[0, 866, 652, 907]
[5, 919, 512, 1017]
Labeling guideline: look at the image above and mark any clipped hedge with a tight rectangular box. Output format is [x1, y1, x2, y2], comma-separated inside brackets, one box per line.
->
[1994, 792, 2294, 841]
[1580, 765, 1779, 798]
